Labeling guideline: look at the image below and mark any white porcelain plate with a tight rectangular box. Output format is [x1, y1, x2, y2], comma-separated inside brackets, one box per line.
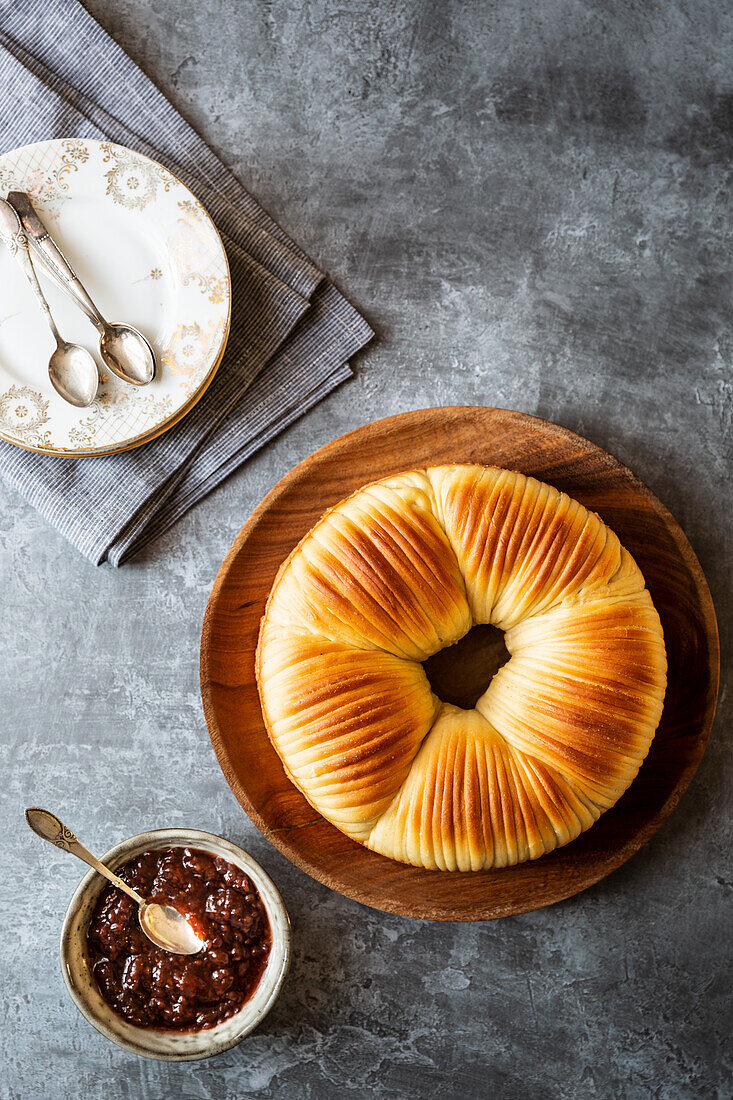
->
[0, 139, 231, 456]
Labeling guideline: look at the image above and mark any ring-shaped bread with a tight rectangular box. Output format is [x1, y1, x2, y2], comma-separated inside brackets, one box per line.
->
[256, 466, 667, 871]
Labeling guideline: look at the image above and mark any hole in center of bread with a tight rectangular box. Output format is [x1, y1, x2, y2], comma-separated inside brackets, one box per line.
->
[422, 624, 510, 710]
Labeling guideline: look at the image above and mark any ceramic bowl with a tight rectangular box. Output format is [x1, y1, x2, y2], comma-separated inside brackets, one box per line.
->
[60, 828, 291, 1061]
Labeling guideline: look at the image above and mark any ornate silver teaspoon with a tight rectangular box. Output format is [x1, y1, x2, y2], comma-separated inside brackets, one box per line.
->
[25, 808, 204, 956]
[7, 191, 157, 387]
[0, 199, 99, 408]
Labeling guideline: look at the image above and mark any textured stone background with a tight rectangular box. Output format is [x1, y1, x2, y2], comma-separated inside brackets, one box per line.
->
[1, 1, 731, 1097]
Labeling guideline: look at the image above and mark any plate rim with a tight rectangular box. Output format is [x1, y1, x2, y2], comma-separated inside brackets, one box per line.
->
[0, 138, 231, 458]
[200, 406, 720, 920]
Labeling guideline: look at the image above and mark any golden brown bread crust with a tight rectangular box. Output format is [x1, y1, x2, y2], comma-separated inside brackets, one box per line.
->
[256, 465, 667, 871]
[262, 471, 471, 659]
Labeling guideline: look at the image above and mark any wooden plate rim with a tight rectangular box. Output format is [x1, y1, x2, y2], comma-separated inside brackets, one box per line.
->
[200, 406, 720, 920]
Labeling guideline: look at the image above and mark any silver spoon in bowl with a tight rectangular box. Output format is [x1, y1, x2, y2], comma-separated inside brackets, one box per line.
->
[7, 192, 156, 387]
[0, 199, 99, 408]
[25, 808, 204, 956]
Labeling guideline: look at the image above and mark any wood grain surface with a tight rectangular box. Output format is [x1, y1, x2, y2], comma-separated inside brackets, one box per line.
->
[200, 407, 719, 921]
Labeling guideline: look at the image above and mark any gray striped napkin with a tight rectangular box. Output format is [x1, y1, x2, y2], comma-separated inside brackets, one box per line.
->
[0, 0, 373, 564]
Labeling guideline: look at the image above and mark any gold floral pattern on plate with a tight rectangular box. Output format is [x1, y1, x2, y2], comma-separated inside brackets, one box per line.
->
[0, 138, 230, 456]
[0, 385, 53, 449]
[182, 272, 230, 304]
[161, 319, 228, 397]
[101, 142, 172, 211]
[0, 384, 50, 432]
[67, 388, 175, 448]
[167, 202, 230, 306]
[0, 138, 90, 223]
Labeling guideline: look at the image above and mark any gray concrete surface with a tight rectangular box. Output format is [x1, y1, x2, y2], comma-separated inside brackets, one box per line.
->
[2, 1, 731, 1097]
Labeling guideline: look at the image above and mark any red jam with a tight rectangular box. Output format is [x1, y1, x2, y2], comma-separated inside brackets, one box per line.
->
[86, 846, 271, 1030]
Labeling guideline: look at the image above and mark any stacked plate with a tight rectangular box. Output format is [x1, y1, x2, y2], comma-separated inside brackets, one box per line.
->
[0, 138, 230, 456]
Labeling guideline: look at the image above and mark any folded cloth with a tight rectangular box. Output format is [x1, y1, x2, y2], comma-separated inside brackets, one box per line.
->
[0, 0, 373, 564]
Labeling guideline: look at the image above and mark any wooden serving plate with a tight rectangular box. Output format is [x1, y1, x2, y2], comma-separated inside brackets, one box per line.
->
[200, 407, 719, 920]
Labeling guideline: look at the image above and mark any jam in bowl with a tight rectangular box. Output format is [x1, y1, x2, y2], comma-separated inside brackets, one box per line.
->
[61, 829, 291, 1061]
[87, 846, 272, 1030]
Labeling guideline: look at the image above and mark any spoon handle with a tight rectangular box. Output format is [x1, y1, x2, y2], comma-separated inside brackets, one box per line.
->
[25, 808, 144, 906]
[6, 192, 106, 336]
[0, 199, 63, 346]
